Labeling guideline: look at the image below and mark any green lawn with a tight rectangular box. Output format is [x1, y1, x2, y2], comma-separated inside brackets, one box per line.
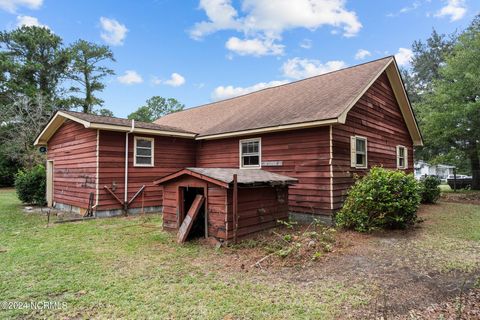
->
[0, 189, 364, 319]
[0, 188, 479, 319]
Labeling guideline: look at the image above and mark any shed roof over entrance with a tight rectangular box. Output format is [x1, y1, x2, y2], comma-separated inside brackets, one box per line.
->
[154, 167, 298, 188]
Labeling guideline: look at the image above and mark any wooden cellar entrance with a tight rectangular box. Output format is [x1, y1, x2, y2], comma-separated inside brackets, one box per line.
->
[179, 187, 206, 241]
[154, 167, 297, 243]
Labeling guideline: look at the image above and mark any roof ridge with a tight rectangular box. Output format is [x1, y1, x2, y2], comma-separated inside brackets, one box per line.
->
[155, 56, 394, 121]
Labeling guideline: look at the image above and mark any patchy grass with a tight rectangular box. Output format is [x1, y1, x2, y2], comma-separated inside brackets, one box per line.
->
[380, 202, 480, 273]
[1, 189, 479, 319]
[0, 189, 366, 319]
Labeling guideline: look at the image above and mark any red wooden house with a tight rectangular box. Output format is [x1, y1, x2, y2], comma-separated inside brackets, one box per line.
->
[35, 56, 422, 239]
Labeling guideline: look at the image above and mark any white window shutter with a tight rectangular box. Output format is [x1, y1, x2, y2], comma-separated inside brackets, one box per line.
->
[364, 139, 368, 168]
[405, 147, 408, 169]
[396, 146, 400, 168]
[350, 136, 356, 167]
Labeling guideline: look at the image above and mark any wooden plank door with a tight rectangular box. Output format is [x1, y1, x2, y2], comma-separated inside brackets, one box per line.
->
[177, 195, 205, 243]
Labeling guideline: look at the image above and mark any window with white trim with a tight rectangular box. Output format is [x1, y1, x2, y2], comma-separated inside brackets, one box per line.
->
[396, 145, 408, 169]
[240, 138, 261, 168]
[134, 137, 154, 167]
[350, 136, 368, 168]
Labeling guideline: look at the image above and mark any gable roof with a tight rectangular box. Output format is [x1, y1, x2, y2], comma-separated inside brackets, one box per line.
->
[35, 57, 423, 147]
[153, 167, 298, 188]
[154, 56, 423, 145]
[34, 110, 196, 146]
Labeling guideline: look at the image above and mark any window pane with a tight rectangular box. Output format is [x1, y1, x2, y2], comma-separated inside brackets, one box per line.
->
[399, 158, 405, 167]
[356, 139, 365, 152]
[136, 156, 152, 165]
[242, 144, 248, 154]
[252, 142, 259, 153]
[137, 139, 152, 148]
[243, 156, 259, 166]
[399, 147, 405, 157]
[241, 141, 259, 155]
[136, 148, 151, 156]
[356, 154, 365, 166]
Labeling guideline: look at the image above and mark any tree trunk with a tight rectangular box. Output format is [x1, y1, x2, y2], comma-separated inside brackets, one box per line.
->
[82, 57, 91, 114]
[470, 147, 480, 190]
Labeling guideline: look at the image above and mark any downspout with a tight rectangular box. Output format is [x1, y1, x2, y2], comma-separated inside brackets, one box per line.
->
[124, 119, 135, 214]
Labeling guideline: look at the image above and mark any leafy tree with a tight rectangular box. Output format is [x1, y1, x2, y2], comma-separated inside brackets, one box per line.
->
[95, 108, 114, 117]
[0, 26, 69, 106]
[0, 95, 51, 168]
[408, 29, 456, 101]
[417, 15, 480, 189]
[404, 29, 457, 162]
[128, 96, 184, 122]
[0, 146, 21, 187]
[67, 40, 115, 113]
[127, 106, 151, 122]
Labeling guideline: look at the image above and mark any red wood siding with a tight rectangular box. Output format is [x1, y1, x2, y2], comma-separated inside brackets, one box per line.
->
[227, 187, 289, 239]
[195, 127, 332, 214]
[97, 131, 196, 211]
[332, 72, 414, 210]
[47, 120, 97, 210]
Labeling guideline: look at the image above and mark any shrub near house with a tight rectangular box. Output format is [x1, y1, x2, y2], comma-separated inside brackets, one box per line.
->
[15, 165, 46, 206]
[420, 176, 441, 204]
[335, 167, 422, 232]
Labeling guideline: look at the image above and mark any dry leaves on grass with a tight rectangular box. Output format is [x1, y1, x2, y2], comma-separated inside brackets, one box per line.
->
[227, 219, 339, 269]
[398, 288, 480, 320]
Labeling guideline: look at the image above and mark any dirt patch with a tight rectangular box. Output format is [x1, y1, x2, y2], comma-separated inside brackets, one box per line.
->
[192, 205, 480, 318]
[441, 191, 480, 205]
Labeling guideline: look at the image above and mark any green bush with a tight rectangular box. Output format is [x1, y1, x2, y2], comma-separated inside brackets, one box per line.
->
[335, 167, 421, 232]
[420, 176, 441, 204]
[15, 164, 46, 205]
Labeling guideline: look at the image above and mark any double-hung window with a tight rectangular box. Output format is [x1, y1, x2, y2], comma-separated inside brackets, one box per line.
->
[134, 137, 154, 167]
[396, 145, 408, 169]
[351, 136, 368, 169]
[240, 138, 261, 168]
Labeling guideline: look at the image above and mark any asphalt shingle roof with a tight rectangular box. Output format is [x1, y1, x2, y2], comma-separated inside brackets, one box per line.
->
[154, 57, 393, 137]
[186, 167, 298, 185]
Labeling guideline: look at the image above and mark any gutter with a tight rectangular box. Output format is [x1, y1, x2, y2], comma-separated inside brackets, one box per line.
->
[124, 119, 135, 212]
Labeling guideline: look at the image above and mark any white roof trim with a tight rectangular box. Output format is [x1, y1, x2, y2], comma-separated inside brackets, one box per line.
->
[337, 57, 423, 146]
[34, 111, 196, 145]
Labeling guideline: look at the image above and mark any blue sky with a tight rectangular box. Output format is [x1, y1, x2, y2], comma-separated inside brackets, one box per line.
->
[1, 0, 479, 118]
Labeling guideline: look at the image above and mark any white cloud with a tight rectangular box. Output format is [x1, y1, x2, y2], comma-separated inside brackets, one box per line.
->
[0, 0, 42, 13]
[212, 56, 347, 100]
[281, 57, 347, 80]
[435, 0, 466, 22]
[354, 49, 371, 60]
[117, 70, 143, 85]
[151, 73, 186, 87]
[387, 1, 421, 17]
[212, 80, 289, 100]
[164, 73, 186, 87]
[300, 38, 312, 49]
[190, 0, 362, 56]
[100, 17, 128, 46]
[394, 48, 413, 66]
[16, 15, 48, 28]
[225, 36, 284, 56]
[190, 0, 242, 40]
